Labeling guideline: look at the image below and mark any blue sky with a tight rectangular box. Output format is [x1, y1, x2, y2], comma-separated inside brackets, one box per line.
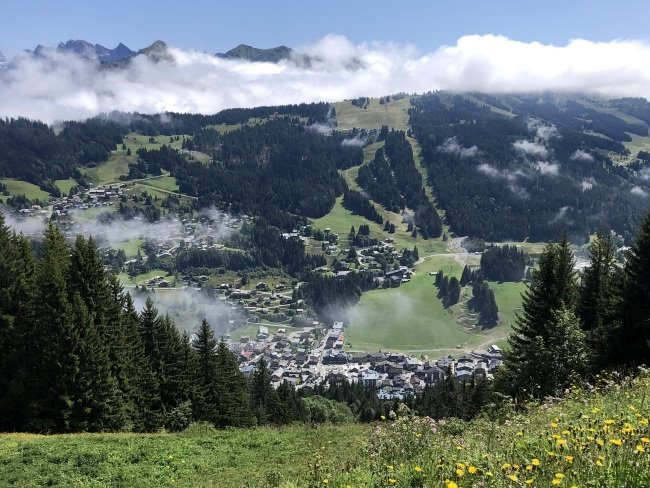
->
[3, 0, 650, 55]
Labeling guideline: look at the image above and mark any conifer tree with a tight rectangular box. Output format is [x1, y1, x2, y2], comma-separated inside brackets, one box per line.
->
[497, 238, 584, 398]
[192, 319, 219, 422]
[214, 341, 254, 427]
[577, 233, 622, 370]
[250, 358, 277, 425]
[619, 213, 650, 366]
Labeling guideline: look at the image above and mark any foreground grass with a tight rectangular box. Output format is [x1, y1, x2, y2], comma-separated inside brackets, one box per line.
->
[2, 374, 647, 487]
[0, 424, 369, 488]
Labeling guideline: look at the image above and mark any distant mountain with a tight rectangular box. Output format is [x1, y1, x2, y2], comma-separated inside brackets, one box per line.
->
[33, 40, 135, 63]
[136, 40, 172, 62]
[217, 44, 292, 63]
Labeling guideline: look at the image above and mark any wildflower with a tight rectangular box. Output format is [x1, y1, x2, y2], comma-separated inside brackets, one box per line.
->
[547, 451, 557, 457]
[517, 431, 524, 436]
[562, 430, 571, 436]
[381, 415, 386, 420]
[596, 439, 604, 446]
[526, 465, 533, 471]
[445, 481, 458, 488]
[388, 479, 396, 485]
[508, 474, 518, 482]
[531, 458, 541, 466]
[526, 479, 535, 485]
[552, 479, 562, 486]
[604, 419, 615, 425]
[502, 463, 512, 470]
[456, 468, 464, 477]
[555, 473, 565, 479]
[635, 444, 645, 453]
[456, 462, 466, 470]
[556, 438, 567, 447]
[551, 422, 559, 428]
[564, 455, 574, 463]
[468, 466, 478, 474]
[322, 479, 329, 485]
[596, 460, 604, 467]
[641, 437, 650, 444]
[486, 471, 494, 477]
[609, 438, 623, 446]
[414, 466, 422, 473]
[386, 465, 394, 471]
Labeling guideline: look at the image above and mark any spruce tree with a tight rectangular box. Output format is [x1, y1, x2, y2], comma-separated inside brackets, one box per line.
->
[619, 213, 650, 366]
[577, 233, 621, 370]
[250, 358, 276, 425]
[214, 341, 255, 428]
[497, 238, 584, 398]
[192, 319, 219, 422]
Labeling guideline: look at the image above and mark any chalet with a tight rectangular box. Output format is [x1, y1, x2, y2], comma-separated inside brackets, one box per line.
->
[322, 349, 348, 365]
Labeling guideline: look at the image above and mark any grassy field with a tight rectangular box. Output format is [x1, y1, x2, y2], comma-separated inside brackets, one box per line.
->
[623, 132, 650, 157]
[0, 424, 370, 488]
[0, 178, 51, 201]
[111, 238, 144, 258]
[83, 151, 135, 185]
[54, 178, 77, 196]
[346, 256, 524, 353]
[334, 97, 411, 131]
[313, 197, 446, 255]
[119, 269, 172, 286]
[141, 176, 180, 192]
[2, 374, 646, 487]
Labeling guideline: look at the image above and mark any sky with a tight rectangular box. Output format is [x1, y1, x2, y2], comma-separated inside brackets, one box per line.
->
[3, 0, 650, 122]
[3, 0, 650, 55]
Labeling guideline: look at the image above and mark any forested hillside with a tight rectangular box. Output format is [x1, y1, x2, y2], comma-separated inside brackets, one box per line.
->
[410, 94, 650, 242]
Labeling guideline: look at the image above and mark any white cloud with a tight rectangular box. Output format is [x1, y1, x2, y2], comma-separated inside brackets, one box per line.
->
[438, 137, 479, 158]
[527, 118, 559, 141]
[5, 34, 650, 122]
[513, 140, 548, 158]
[341, 134, 367, 147]
[571, 149, 594, 162]
[549, 206, 571, 224]
[639, 167, 650, 180]
[631, 185, 648, 197]
[580, 178, 596, 191]
[536, 161, 560, 176]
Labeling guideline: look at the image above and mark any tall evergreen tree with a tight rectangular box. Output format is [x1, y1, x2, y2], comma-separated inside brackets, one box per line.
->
[618, 213, 650, 366]
[214, 341, 255, 428]
[497, 238, 584, 398]
[192, 319, 219, 422]
[250, 358, 277, 425]
[578, 233, 622, 370]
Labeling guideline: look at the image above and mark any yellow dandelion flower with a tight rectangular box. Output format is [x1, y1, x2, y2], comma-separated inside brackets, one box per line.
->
[526, 479, 534, 485]
[514, 464, 520, 470]
[609, 438, 623, 446]
[414, 466, 422, 472]
[526, 465, 533, 471]
[322, 479, 329, 485]
[555, 473, 565, 479]
[640, 418, 649, 426]
[635, 444, 645, 453]
[456, 462, 466, 469]
[508, 474, 519, 482]
[564, 455, 574, 463]
[486, 471, 494, 477]
[562, 430, 571, 436]
[596, 439, 604, 446]
[445, 481, 459, 488]
[386, 465, 394, 471]
[604, 419, 615, 425]
[596, 460, 604, 467]
[388, 479, 396, 485]
[531, 458, 541, 466]
[502, 463, 512, 470]
[552, 480, 562, 486]
[551, 422, 559, 428]
[517, 431, 524, 436]
[456, 468, 465, 477]
[556, 438, 567, 447]
[547, 451, 558, 457]
[641, 437, 650, 443]
[468, 466, 478, 474]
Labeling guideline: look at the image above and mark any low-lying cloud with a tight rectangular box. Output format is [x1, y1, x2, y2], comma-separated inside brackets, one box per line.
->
[536, 161, 560, 176]
[571, 149, 595, 162]
[631, 185, 648, 197]
[513, 140, 549, 158]
[6, 34, 650, 122]
[438, 137, 479, 158]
